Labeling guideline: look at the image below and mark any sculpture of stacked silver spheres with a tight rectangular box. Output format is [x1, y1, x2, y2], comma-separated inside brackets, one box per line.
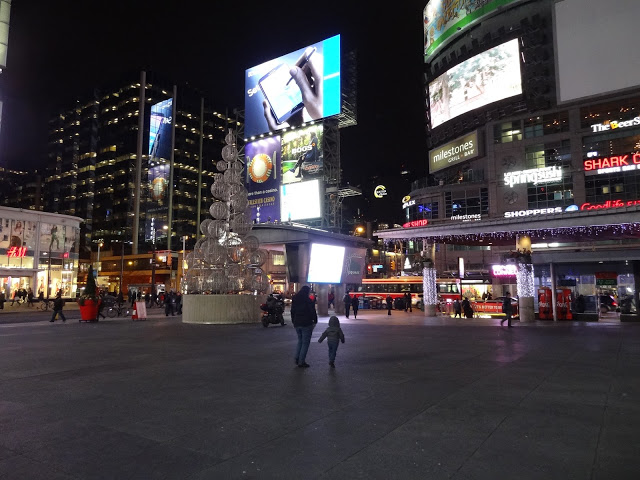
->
[184, 129, 269, 294]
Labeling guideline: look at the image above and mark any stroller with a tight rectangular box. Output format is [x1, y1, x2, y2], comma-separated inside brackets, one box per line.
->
[260, 294, 286, 327]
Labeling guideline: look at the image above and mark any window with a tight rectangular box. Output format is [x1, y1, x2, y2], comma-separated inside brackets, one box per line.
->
[272, 253, 285, 266]
[409, 202, 438, 221]
[494, 121, 522, 144]
[445, 188, 488, 217]
[524, 111, 569, 138]
[526, 140, 574, 209]
[580, 98, 640, 130]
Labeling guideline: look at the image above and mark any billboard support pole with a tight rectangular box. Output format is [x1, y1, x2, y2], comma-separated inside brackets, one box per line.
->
[167, 85, 177, 252]
[132, 70, 146, 255]
[196, 97, 204, 239]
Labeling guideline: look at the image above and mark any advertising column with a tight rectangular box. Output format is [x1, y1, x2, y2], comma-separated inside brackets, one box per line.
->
[245, 136, 282, 223]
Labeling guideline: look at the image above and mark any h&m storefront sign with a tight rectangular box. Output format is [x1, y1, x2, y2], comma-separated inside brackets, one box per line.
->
[583, 153, 640, 176]
[429, 131, 479, 174]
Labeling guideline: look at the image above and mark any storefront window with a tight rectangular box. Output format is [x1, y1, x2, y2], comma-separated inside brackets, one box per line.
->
[445, 189, 488, 217]
[580, 98, 640, 130]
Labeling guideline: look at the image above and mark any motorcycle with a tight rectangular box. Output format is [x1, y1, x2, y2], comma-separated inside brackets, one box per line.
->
[260, 295, 286, 327]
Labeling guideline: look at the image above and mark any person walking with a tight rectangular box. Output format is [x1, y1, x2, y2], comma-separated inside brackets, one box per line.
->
[318, 315, 345, 368]
[351, 295, 359, 319]
[404, 292, 413, 312]
[176, 292, 183, 315]
[49, 291, 66, 322]
[343, 291, 352, 318]
[453, 298, 462, 318]
[500, 291, 514, 327]
[0, 289, 5, 309]
[386, 294, 393, 315]
[27, 288, 34, 307]
[462, 297, 474, 318]
[291, 285, 317, 368]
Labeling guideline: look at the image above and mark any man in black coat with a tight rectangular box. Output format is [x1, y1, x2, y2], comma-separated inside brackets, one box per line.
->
[291, 285, 318, 368]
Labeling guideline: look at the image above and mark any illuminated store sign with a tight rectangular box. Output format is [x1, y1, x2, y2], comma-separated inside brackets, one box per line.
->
[374, 185, 388, 198]
[580, 199, 640, 210]
[402, 198, 416, 209]
[402, 219, 428, 228]
[492, 264, 517, 277]
[429, 131, 479, 173]
[504, 166, 562, 187]
[504, 207, 563, 218]
[450, 214, 481, 222]
[584, 153, 640, 175]
[591, 116, 640, 133]
[7, 246, 27, 258]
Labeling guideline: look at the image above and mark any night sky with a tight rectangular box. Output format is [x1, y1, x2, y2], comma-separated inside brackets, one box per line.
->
[1, 1, 429, 222]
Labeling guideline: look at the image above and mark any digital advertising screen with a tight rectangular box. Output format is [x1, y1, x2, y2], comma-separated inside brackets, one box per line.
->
[281, 124, 323, 185]
[555, 0, 639, 103]
[307, 243, 345, 284]
[424, 0, 525, 61]
[280, 179, 322, 222]
[245, 136, 282, 223]
[244, 34, 341, 138]
[341, 247, 367, 284]
[428, 39, 522, 129]
[149, 98, 173, 160]
[146, 164, 170, 241]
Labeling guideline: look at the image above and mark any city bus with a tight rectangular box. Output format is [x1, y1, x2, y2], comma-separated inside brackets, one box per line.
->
[352, 277, 462, 308]
[352, 277, 514, 316]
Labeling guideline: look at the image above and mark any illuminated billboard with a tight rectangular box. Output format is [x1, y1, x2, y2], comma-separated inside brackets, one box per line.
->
[149, 99, 173, 160]
[245, 136, 282, 223]
[280, 179, 322, 222]
[342, 247, 367, 284]
[244, 35, 341, 138]
[281, 124, 323, 185]
[423, 0, 524, 61]
[146, 98, 173, 241]
[429, 130, 479, 173]
[307, 243, 345, 284]
[428, 39, 522, 128]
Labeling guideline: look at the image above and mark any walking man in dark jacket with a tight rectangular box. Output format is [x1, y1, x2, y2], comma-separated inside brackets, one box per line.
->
[500, 291, 514, 328]
[386, 295, 393, 315]
[343, 292, 352, 318]
[291, 286, 318, 368]
[50, 291, 66, 322]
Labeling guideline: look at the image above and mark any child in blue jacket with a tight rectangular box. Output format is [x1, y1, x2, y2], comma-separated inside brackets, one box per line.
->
[318, 315, 345, 368]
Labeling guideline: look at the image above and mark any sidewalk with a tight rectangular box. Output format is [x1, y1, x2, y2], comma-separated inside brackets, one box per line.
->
[1, 310, 639, 479]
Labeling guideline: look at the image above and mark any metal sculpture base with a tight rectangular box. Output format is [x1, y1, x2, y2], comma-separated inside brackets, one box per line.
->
[182, 294, 267, 324]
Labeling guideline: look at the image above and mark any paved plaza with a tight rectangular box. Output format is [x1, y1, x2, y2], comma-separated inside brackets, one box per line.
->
[1, 308, 639, 479]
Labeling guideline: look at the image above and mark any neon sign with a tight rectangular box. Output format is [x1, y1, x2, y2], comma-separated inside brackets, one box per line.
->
[580, 199, 640, 210]
[584, 153, 640, 175]
[7, 246, 27, 258]
[591, 116, 640, 133]
[402, 219, 428, 228]
[492, 264, 517, 276]
[374, 185, 387, 198]
[504, 166, 562, 187]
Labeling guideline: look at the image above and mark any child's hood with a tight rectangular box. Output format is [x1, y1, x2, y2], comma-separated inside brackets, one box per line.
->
[329, 315, 340, 327]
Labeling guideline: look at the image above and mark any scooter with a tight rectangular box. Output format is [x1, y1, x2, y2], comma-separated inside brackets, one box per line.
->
[260, 295, 286, 327]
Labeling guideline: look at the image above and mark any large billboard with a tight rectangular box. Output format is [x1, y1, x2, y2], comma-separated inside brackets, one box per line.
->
[244, 35, 341, 138]
[281, 124, 323, 185]
[280, 179, 322, 222]
[428, 39, 522, 128]
[245, 136, 282, 223]
[429, 130, 479, 173]
[554, 0, 640, 103]
[423, 0, 524, 61]
[146, 98, 173, 241]
[342, 247, 367, 284]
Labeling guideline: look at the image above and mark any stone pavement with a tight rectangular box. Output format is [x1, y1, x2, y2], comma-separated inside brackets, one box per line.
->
[0, 309, 639, 479]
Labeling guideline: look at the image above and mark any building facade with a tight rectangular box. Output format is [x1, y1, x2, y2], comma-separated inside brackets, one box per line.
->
[45, 71, 241, 257]
[0, 206, 82, 299]
[376, 0, 640, 319]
